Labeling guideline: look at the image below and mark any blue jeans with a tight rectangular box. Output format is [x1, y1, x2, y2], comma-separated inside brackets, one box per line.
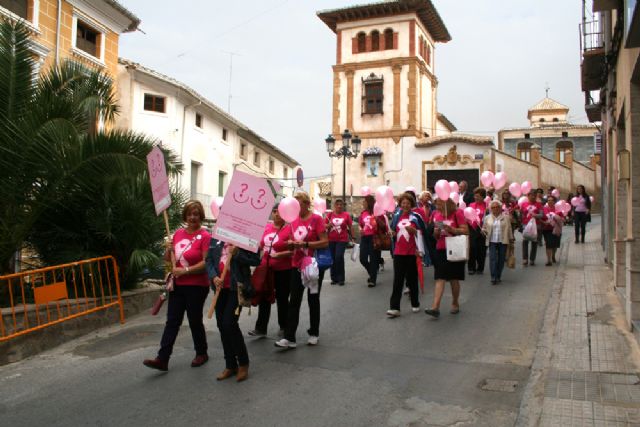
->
[489, 242, 507, 281]
[329, 241, 347, 283]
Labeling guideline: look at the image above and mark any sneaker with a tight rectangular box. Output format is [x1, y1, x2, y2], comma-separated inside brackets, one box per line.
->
[386, 309, 401, 317]
[367, 280, 376, 288]
[411, 306, 420, 313]
[307, 336, 319, 345]
[274, 338, 297, 349]
[403, 287, 410, 294]
[248, 329, 266, 337]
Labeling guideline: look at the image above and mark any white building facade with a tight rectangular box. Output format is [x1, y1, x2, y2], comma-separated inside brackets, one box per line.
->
[116, 59, 299, 217]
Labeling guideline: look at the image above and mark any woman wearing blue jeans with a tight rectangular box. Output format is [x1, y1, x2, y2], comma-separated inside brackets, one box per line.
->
[482, 200, 514, 285]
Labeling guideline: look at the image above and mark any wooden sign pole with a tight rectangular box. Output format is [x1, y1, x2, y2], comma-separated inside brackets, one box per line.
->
[207, 252, 233, 319]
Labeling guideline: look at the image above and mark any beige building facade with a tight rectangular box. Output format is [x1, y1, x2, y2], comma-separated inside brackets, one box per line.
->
[0, 0, 139, 77]
[318, 1, 491, 198]
[581, 0, 640, 333]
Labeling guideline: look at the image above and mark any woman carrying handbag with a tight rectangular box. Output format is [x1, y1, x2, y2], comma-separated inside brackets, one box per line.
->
[249, 204, 294, 338]
[143, 201, 212, 372]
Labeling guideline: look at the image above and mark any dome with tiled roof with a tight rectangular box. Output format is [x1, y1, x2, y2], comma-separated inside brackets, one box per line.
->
[527, 97, 570, 125]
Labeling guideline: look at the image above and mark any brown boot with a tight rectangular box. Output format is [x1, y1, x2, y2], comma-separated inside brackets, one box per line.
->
[216, 368, 237, 381]
[236, 365, 249, 382]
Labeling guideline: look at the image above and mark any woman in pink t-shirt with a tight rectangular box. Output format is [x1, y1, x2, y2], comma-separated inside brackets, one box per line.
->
[358, 195, 381, 287]
[275, 192, 328, 349]
[467, 187, 488, 275]
[520, 191, 546, 266]
[542, 195, 563, 265]
[249, 204, 295, 338]
[325, 199, 353, 286]
[143, 200, 212, 372]
[386, 193, 425, 318]
[424, 198, 469, 318]
[573, 184, 591, 244]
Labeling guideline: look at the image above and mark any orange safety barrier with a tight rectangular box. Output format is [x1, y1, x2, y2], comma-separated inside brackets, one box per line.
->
[0, 256, 124, 342]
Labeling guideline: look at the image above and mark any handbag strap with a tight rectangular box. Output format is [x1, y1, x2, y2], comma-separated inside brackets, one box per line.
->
[174, 229, 201, 265]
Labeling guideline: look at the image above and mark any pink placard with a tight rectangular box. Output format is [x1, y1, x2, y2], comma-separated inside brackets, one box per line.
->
[146, 146, 171, 215]
[212, 170, 279, 252]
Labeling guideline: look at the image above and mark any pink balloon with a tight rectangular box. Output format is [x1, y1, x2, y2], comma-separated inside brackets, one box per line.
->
[405, 186, 416, 193]
[434, 180, 451, 201]
[210, 200, 220, 219]
[521, 181, 532, 195]
[375, 186, 394, 205]
[555, 201, 565, 214]
[571, 197, 579, 207]
[450, 192, 460, 204]
[449, 181, 459, 194]
[509, 182, 522, 198]
[313, 198, 327, 214]
[464, 207, 478, 223]
[360, 186, 371, 197]
[590, 196, 595, 203]
[458, 200, 466, 209]
[480, 171, 495, 188]
[382, 196, 396, 212]
[484, 196, 491, 205]
[493, 172, 507, 190]
[551, 189, 560, 198]
[278, 197, 300, 223]
[373, 202, 385, 217]
[518, 196, 527, 207]
[562, 201, 572, 215]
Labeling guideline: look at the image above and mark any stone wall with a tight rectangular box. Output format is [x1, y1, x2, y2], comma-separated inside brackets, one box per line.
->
[494, 150, 540, 189]
[540, 156, 572, 194]
[0, 285, 162, 366]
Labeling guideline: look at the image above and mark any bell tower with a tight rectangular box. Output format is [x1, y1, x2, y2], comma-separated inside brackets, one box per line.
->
[317, 1, 451, 195]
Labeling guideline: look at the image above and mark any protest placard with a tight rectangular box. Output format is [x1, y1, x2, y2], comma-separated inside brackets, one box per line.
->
[146, 146, 171, 216]
[212, 170, 280, 252]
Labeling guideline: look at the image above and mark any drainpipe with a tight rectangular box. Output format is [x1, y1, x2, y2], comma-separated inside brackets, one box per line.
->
[177, 99, 202, 188]
[55, 0, 62, 66]
[383, 137, 404, 189]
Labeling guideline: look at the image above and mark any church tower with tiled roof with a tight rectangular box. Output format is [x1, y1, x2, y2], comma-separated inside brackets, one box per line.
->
[317, 1, 492, 196]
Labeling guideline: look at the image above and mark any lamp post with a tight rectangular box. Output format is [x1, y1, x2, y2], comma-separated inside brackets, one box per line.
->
[325, 129, 361, 207]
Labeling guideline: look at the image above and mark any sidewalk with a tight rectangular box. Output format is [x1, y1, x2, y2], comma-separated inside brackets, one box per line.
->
[519, 221, 640, 426]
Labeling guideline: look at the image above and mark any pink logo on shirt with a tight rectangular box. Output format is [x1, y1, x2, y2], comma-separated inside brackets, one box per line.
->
[397, 218, 412, 242]
[331, 217, 345, 234]
[175, 239, 191, 268]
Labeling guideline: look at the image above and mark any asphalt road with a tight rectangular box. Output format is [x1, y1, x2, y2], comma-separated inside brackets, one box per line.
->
[0, 232, 562, 427]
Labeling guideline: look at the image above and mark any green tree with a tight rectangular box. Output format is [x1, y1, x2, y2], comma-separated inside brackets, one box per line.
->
[0, 20, 184, 288]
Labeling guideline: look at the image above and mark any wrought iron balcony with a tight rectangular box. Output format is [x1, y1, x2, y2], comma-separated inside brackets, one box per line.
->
[580, 20, 606, 91]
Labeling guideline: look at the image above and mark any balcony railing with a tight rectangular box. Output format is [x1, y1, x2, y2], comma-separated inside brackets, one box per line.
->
[580, 19, 606, 91]
[580, 20, 604, 53]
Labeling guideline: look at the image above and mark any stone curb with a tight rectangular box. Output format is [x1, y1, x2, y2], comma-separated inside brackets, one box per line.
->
[0, 285, 161, 366]
[514, 240, 568, 427]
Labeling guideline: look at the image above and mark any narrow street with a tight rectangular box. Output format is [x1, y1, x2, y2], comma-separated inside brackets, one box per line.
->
[0, 226, 564, 426]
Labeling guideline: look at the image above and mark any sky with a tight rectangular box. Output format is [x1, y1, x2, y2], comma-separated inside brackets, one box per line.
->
[119, 0, 588, 181]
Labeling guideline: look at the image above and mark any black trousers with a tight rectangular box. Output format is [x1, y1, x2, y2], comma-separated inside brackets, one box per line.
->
[158, 285, 209, 362]
[574, 211, 588, 242]
[215, 288, 249, 369]
[360, 235, 380, 285]
[254, 268, 293, 334]
[390, 255, 419, 310]
[468, 227, 487, 272]
[285, 270, 322, 342]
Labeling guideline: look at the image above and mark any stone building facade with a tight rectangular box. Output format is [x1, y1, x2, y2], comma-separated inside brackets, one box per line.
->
[581, 0, 640, 334]
[499, 97, 599, 166]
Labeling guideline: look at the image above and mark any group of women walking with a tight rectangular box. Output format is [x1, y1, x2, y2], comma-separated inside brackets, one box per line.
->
[142, 183, 591, 381]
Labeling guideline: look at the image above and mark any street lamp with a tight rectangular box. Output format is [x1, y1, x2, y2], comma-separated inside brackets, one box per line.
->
[326, 129, 361, 206]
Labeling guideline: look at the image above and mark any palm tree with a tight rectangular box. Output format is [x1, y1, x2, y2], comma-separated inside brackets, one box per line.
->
[0, 20, 184, 288]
